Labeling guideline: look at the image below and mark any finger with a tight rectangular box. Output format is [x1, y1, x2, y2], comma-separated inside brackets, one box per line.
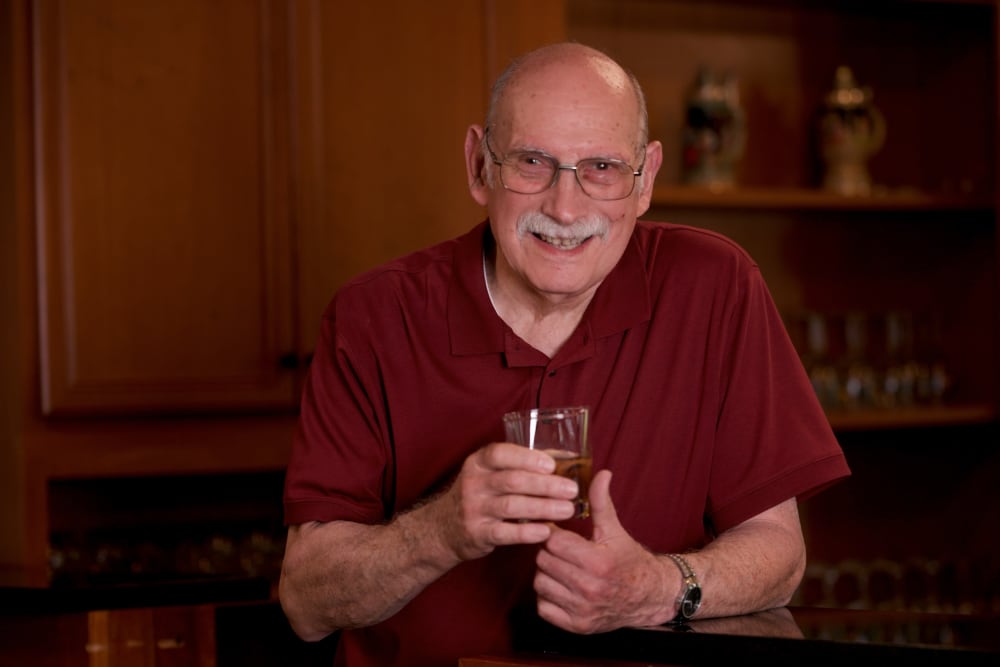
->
[538, 529, 609, 594]
[540, 523, 591, 564]
[496, 494, 577, 523]
[534, 557, 588, 624]
[536, 596, 577, 633]
[475, 445, 578, 510]
[533, 561, 577, 605]
[480, 441, 557, 474]
[489, 467, 578, 502]
[535, 570, 597, 635]
[488, 519, 553, 546]
[588, 470, 624, 543]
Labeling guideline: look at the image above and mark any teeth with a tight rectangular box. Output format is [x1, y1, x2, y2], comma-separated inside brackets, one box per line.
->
[537, 233, 586, 249]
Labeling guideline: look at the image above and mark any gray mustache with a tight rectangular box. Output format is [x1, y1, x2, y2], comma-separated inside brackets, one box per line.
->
[516, 211, 611, 241]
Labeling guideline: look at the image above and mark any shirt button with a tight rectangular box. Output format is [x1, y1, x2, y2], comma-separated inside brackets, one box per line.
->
[548, 370, 557, 377]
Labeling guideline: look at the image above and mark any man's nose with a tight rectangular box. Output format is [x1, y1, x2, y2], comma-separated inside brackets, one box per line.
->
[543, 166, 590, 223]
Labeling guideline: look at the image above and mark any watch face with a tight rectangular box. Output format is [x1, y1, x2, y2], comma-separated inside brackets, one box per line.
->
[681, 585, 702, 618]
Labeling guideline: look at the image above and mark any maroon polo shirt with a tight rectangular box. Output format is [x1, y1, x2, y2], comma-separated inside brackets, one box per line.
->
[284, 220, 849, 667]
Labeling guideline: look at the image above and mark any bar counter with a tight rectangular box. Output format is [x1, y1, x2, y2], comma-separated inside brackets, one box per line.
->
[2, 575, 997, 666]
[0, 574, 272, 615]
[0, 575, 273, 666]
[464, 606, 1000, 666]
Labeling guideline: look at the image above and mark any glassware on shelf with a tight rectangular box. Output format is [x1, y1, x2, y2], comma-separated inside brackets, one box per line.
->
[789, 308, 952, 413]
[801, 311, 840, 409]
[888, 310, 951, 409]
[47, 525, 287, 585]
[791, 556, 995, 614]
[841, 311, 878, 409]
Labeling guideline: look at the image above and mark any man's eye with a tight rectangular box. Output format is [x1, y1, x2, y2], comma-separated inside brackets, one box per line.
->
[515, 154, 547, 167]
[581, 160, 627, 183]
[513, 154, 553, 175]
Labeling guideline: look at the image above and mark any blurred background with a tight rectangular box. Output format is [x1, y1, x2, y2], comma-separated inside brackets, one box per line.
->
[1, 0, 997, 625]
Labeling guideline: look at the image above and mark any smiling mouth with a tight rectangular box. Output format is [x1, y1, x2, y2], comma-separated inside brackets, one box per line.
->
[535, 232, 590, 249]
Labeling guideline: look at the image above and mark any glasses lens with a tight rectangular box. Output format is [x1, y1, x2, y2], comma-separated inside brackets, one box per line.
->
[577, 159, 636, 200]
[501, 153, 557, 194]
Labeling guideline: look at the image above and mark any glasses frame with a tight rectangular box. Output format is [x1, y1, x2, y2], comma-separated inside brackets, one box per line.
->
[484, 130, 645, 201]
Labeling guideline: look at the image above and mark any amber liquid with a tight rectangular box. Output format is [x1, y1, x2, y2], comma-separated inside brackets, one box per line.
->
[548, 450, 593, 519]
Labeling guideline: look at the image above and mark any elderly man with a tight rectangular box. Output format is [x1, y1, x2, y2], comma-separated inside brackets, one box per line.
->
[280, 42, 849, 667]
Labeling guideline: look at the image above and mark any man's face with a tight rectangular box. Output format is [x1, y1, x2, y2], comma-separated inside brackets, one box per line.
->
[468, 57, 662, 305]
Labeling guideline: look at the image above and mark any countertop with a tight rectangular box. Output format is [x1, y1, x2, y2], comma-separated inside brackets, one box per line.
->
[0, 574, 272, 615]
[507, 606, 1000, 666]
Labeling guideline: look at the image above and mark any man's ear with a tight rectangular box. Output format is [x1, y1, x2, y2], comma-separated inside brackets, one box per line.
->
[464, 125, 490, 206]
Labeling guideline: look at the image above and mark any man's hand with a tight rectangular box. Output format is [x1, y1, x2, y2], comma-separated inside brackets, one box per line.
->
[533, 470, 675, 633]
[281, 441, 579, 639]
[438, 442, 579, 562]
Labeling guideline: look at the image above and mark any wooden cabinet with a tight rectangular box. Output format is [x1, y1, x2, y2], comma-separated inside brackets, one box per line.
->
[1, 0, 567, 582]
[32, 0, 298, 416]
[28, 0, 569, 418]
[0, 604, 216, 667]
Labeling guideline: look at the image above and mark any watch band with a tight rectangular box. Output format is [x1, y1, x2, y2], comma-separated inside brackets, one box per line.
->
[666, 553, 702, 623]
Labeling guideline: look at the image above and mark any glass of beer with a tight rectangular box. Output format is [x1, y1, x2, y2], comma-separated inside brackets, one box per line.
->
[502, 406, 592, 519]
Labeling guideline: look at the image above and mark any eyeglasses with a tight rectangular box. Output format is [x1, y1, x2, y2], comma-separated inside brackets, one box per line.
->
[485, 130, 644, 201]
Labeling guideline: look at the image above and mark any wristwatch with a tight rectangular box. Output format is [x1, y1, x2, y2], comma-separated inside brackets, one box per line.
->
[666, 553, 702, 623]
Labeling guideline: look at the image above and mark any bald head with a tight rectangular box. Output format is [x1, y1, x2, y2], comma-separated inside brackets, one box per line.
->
[485, 43, 649, 152]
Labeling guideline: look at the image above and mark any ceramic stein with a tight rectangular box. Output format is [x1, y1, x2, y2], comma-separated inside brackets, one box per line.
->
[818, 66, 886, 196]
[681, 67, 746, 188]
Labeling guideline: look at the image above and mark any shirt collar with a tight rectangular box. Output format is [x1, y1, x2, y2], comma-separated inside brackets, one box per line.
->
[448, 220, 652, 357]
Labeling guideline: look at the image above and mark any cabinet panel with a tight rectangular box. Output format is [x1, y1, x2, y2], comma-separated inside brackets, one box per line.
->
[290, 0, 568, 354]
[290, 0, 486, 356]
[33, 0, 296, 415]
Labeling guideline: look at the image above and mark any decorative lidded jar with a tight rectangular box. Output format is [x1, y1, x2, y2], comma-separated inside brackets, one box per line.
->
[818, 66, 886, 196]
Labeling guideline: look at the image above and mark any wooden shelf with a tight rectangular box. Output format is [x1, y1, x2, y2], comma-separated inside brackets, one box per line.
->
[826, 403, 996, 432]
[25, 415, 298, 480]
[650, 185, 994, 213]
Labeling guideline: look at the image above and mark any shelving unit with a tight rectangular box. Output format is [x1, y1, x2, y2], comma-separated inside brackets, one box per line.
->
[570, 0, 997, 430]
[651, 182, 996, 432]
[825, 404, 996, 432]
[651, 185, 994, 213]
[568, 0, 1000, 607]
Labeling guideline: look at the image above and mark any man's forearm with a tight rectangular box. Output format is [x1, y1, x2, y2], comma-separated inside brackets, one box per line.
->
[279, 497, 462, 641]
[680, 498, 806, 620]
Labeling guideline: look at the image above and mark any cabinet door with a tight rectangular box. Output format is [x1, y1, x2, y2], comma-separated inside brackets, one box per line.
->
[33, 0, 296, 415]
[290, 0, 568, 354]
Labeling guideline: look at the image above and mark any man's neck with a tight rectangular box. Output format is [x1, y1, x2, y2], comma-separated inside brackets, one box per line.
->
[485, 253, 596, 358]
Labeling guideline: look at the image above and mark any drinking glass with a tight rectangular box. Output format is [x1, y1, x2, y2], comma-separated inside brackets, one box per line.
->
[502, 406, 592, 519]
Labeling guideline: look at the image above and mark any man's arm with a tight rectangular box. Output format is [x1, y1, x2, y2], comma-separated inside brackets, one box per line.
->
[683, 496, 805, 618]
[279, 442, 579, 641]
[533, 471, 805, 633]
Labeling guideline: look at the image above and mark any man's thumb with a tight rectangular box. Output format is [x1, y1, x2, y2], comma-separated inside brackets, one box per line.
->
[588, 469, 621, 540]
